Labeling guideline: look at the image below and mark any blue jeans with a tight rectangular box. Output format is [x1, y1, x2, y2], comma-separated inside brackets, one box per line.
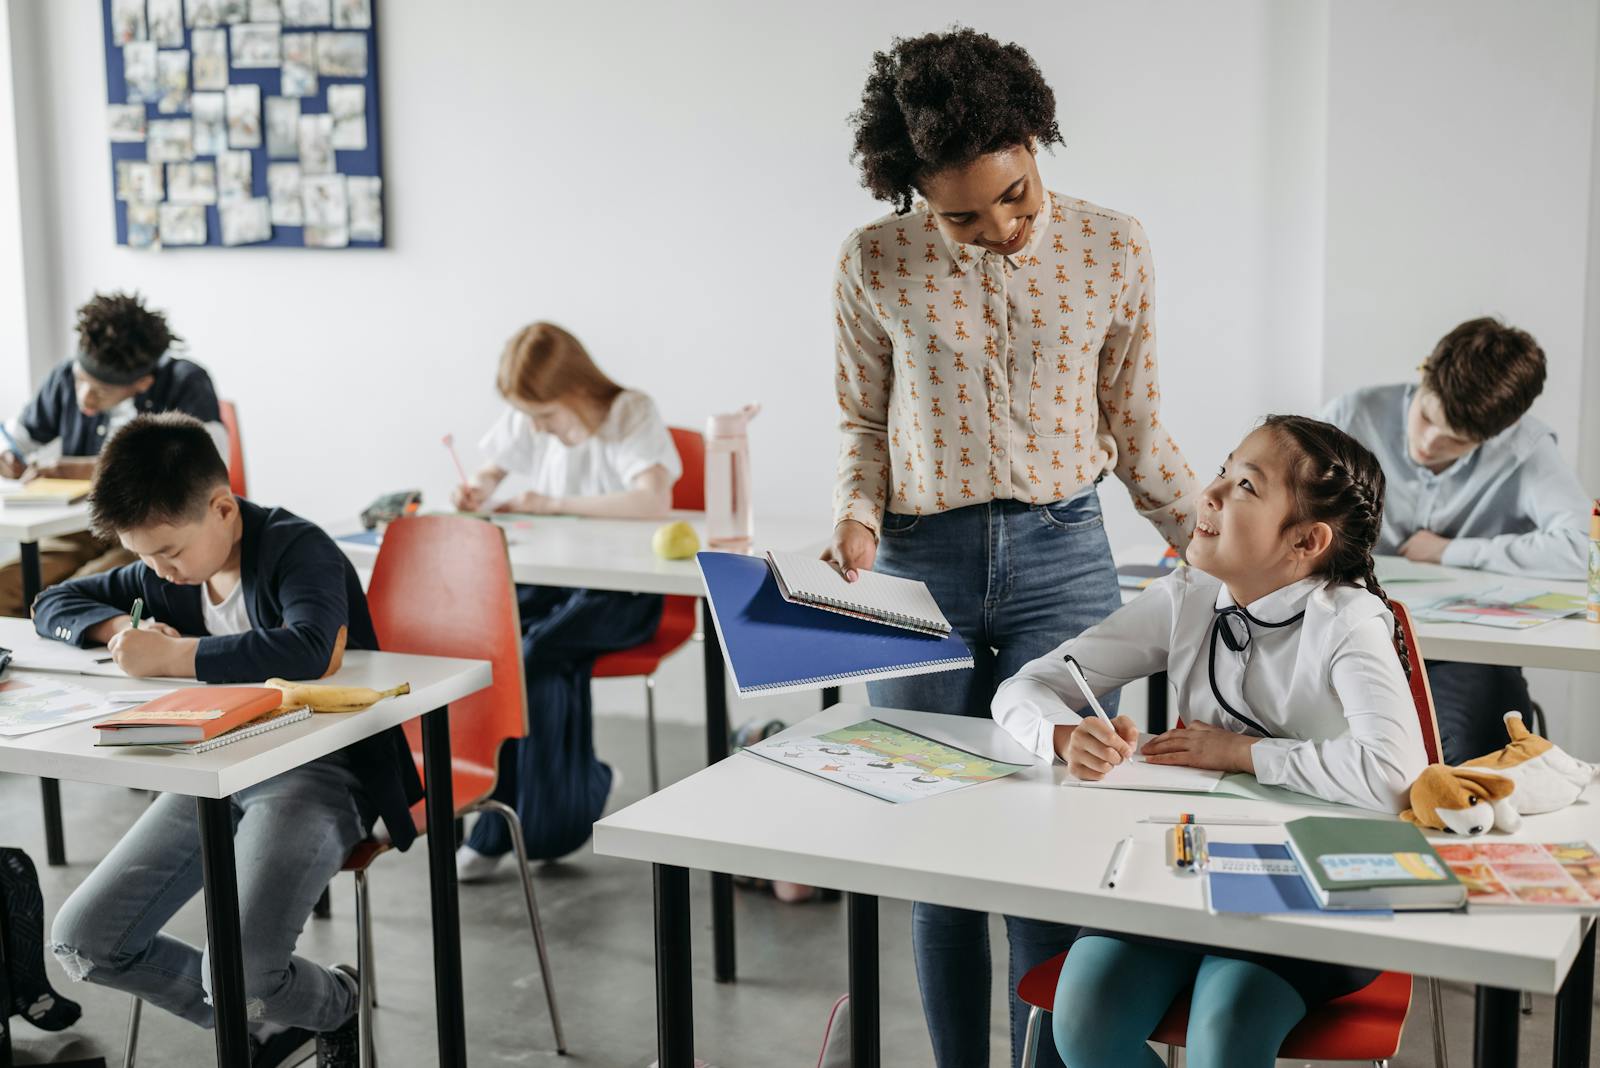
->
[466, 585, 663, 861]
[50, 758, 368, 1033]
[867, 490, 1123, 1068]
[1053, 936, 1307, 1068]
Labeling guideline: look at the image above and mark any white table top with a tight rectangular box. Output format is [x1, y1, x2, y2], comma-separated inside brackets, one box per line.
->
[331, 512, 825, 597]
[595, 702, 1597, 994]
[1372, 556, 1599, 673]
[0, 620, 491, 798]
[0, 497, 94, 542]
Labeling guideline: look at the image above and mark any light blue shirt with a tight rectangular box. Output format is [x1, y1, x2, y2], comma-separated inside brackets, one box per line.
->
[1321, 384, 1590, 580]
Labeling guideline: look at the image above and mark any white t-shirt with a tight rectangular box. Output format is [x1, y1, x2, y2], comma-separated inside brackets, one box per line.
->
[202, 580, 251, 636]
[478, 390, 682, 498]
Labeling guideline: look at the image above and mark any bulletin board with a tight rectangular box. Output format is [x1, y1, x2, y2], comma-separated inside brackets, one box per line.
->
[100, 0, 385, 250]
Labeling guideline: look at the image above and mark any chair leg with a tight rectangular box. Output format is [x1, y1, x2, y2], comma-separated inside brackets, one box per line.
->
[1019, 1005, 1043, 1068]
[645, 675, 661, 794]
[1520, 988, 1533, 1015]
[477, 799, 567, 1054]
[1164, 1044, 1179, 1067]
[1428, 976, 1450, 1068]
[122, 997, 142, 1068]
[353, 870, 377, 1068]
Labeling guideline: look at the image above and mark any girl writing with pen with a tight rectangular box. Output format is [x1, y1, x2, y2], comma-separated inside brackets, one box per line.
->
[991, 415, 1428, 1068]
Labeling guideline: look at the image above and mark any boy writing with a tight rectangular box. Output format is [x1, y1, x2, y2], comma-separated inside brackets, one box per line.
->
[1322, 316, 1591, 762]
[35, 414, 418, 1067]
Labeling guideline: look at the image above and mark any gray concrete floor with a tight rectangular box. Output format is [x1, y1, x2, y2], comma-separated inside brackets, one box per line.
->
[3, 713, 1597, 1067]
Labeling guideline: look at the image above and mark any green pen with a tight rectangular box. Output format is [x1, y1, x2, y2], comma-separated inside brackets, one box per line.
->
[130, 598, 144, 631]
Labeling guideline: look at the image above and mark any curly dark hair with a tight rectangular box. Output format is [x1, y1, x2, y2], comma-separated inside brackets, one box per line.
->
[1262, 414, 1412, 681]
[849, 27, 1064, 214]
[75, 291, 179, 376]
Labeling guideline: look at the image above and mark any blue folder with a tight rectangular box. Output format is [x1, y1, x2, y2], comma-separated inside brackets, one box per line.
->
[696, 551, 974, 695]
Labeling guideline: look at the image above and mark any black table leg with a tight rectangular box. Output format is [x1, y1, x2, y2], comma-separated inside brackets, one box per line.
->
[822, 686, 840, 709]
[1553, 921, 1596, 1067]
[0, 865, 13, 1068]
[421, 707, 467, 1067]
[700, 600, 736, 983]
[1147, 670, 1169, 735]
[654, 864, 694, 1068]
[197, 796, 249, 1067]
[847, 893, 879, 1068]
[22, 541, 67, 869]
[1475, 984, 1520, 1068]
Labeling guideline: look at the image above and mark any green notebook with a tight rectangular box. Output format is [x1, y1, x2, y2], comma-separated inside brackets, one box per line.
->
[1285, 816, 1466, 911]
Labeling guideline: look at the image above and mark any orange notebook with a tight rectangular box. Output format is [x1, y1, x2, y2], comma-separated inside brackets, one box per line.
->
[94, 686, 284, 746]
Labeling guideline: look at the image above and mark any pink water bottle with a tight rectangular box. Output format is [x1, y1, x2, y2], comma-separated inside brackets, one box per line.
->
[705, 404, 759, 551]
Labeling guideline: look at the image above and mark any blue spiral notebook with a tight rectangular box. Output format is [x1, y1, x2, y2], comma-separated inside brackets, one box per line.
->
[696, 552, 974, 695]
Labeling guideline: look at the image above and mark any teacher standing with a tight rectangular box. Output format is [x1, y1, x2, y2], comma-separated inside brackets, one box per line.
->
[821, 29, 1200, 1068]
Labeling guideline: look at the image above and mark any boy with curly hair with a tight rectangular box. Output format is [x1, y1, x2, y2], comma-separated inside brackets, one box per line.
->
[0, 291, 226, 615]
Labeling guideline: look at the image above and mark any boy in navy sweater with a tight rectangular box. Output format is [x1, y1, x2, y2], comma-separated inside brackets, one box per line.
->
[0, 292, 225, 616]
[36, 414, 417, 1068]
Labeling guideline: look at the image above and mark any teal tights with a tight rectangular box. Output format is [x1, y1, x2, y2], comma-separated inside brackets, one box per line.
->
[1052, 936, 1307, 1068]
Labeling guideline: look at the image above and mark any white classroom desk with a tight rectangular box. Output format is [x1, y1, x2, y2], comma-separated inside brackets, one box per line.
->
[331, 511, 825, 987]
[0, 617, 492, 1068]
[597, 702, 1600, 1068]
[0, 497, 95, 867]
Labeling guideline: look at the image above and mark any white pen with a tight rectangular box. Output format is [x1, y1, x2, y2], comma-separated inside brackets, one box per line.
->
[1102, 836, 1133, 890]
[1063, 658, 1111, 723]
[1138, 816, 1279, 827]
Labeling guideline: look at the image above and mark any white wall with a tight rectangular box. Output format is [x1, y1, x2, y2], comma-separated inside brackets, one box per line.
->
[7, 0, 1312, 559]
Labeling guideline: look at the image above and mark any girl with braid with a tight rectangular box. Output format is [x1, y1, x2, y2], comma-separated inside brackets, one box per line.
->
[992, 414, 1426, 1068]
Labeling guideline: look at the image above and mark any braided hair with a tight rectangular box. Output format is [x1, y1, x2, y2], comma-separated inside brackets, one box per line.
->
[1261, 414, 1411, 680]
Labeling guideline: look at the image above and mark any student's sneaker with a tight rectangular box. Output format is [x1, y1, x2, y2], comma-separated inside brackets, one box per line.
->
[251, 1025, 315, 1068]
[455, 843, 504, 884]
[315, 965, 361, 1068]
[816, 994, 850, 1067]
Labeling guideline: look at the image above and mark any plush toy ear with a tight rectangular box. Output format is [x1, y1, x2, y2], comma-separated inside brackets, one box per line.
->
[1400, 808, 1424, 826]
[1451, 768, 1517, 802]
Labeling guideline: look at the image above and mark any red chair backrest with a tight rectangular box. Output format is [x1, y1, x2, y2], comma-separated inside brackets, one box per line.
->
[668, 426, 705, 511]
[1390, 600, 1442, 765]
[365, 515, 527, 790]
[219, 400, 247, 497]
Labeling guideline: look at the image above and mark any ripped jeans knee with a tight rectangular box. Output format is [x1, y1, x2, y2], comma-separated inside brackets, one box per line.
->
[50, 941, 97, 983]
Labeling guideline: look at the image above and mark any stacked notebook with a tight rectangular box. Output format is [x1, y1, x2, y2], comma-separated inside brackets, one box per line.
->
[697, 551, 972, 695]
[0, 478, 93, 507]
[93, 686, 305, 751]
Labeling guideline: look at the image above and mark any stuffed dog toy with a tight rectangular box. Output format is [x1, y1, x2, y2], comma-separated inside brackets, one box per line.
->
[1401, 711, 1595, 835]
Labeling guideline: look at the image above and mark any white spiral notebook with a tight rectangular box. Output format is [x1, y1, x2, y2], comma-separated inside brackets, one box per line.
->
[764, 551, 953, 636]
[155, 707, 311, 753]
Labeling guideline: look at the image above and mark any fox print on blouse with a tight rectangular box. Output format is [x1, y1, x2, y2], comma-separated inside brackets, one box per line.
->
[832, 191, 1199, 547]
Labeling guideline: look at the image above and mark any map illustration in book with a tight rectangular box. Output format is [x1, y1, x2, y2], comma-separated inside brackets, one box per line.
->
[743, 718, 1030, 803]
[1434, 840, 1600, 908]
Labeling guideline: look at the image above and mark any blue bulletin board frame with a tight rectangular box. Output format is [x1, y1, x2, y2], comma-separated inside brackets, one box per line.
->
[100, 0, 385, 249]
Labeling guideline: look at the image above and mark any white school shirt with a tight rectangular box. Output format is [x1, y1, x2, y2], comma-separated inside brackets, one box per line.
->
[991, 568, 1427, 813]
[478, 390, 682, 498]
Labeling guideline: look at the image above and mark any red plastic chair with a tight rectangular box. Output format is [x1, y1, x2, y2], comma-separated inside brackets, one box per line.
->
[353, 515, 566, 1060]
[591, 426, 704, 792]
[1015, 599, 1444, 1068]
[219, 399, 247, 497]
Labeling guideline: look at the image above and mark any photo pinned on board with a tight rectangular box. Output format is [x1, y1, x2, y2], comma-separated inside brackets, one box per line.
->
[167, 161, 218, 205]
[250, 0, 283, 21]
[231, 22, 282, 67]
[146, 118, 195, 163]
[218, 0, 249, 24]
[115, 160, 164, 203]
[127, 202, 160, 249]
[332, 0, 370, 30]
[226, 83, 262, 148]
[282, 0, 331, 27]
[157, 49, 190, 114]
[302, 173, 348, 248]
[347, 175, 381, 242]
[149, 0, 185, 47]
[281, 32, 318, 97]
[123, 41, 158, 104]
[191, 28, 228, 90]
[266, 96, 300, 157]
[107, 104, 146, 143]
[218, 149, 253, 202]
[159, 203, 208, 246]
[267, 161, 303, 225]
[327, 83, 365, 150]
[192, 91, 226, 154]
[185, 0, 222, 29]
[297, 112, 333, 174]
[315, 32, 366, 77]
[111, 0, 147, 44]
[221, 198, 273, 245]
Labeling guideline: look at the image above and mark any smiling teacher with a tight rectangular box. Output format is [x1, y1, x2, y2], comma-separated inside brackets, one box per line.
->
[819, 28, 1200, 1068]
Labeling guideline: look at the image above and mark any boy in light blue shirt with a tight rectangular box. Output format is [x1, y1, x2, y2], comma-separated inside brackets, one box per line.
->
[1323, 317, 1591, 762]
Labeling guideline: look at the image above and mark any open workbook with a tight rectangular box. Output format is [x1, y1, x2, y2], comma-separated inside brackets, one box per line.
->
[764, 550, 953, 637]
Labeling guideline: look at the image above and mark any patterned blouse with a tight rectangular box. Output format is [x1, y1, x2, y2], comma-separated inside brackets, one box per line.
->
[831, 190, 1199, 550]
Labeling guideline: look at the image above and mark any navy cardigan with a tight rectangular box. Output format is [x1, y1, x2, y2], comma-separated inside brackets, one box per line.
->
[33, 499, 424, 850]
[20, 356, 221, 457]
